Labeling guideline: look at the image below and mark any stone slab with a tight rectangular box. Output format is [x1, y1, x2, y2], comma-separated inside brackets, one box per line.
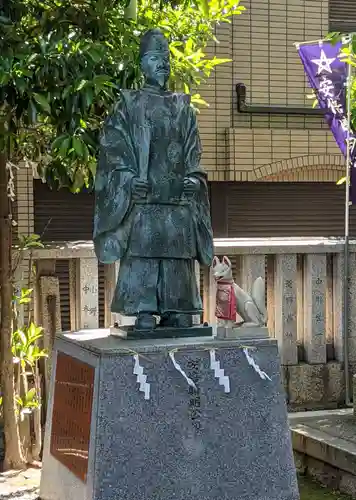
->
[216, 325, 269, 340]
[41, 330, 299, 500]
[111, 324, 212, 340]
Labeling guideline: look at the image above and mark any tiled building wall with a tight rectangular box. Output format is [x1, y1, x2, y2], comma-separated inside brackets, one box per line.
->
[16, 165, 34, 237]
[198, 0, 344, 182]
[15, 0, 344, 236]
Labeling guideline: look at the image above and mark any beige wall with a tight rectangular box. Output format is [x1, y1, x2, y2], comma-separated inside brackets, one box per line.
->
[198, 0, 344, 182]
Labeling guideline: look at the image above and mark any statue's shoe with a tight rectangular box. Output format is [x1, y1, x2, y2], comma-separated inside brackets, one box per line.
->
[135, 314, 157, 331]
[160, 313, 192, 328]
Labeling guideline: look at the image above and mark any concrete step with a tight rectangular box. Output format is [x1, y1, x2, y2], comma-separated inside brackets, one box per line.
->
[289, 409, 356, 496]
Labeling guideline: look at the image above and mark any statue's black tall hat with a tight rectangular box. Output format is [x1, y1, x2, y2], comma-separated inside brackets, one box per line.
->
[140, 29, 169, 58]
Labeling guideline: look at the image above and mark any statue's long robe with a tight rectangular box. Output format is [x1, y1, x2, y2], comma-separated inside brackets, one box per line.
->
[93, 86, 214, 315]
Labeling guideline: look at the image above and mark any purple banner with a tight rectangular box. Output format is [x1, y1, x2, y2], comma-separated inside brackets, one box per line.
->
[297, 41, 356, 201]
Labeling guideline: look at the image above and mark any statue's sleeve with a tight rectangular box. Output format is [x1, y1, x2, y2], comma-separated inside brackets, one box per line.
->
[184, 102, 214, 266]
[93, 93, 138, 263]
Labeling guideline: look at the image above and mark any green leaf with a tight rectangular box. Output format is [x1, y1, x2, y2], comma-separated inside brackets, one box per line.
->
[73, 169, 85, 191]
[88, 49, 102, 63]
[84, 88, 94, 108]
[16, 78, 27, 95]
[185, 38, 194, 55]
[28, 100, 37, 124]
[198, 0, 209, 16]
[15, 396, 23, 407]
[337, 176, 347, 185]
[76, 79, 88, 91]
[33, 93, 51, 113]
[25, 388, 37, 403]
[19, 297, 32, 304]
[191, 94, 209, 107]
[27, 54, 38, 64]
[88, 160, 97, 177]
[59, 137, 71, 157]
[52, 134, 68, 151]
[28, 322, 43, 339]
[15, 329, 27, 346]
[72, 137, 84, 157]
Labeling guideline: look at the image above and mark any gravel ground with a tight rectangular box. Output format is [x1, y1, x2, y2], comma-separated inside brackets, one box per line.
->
[0, 468, 40, 500]
[0, 488, 39, 500]
[0, 470, 352, 500]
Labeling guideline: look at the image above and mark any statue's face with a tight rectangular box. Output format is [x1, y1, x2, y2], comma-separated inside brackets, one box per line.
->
[141, 50, 170, 87]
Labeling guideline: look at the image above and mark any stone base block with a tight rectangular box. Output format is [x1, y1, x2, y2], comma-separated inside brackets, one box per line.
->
[40, 331, 299, 500]
[216, 325, 269, 340]
[283, 362, 344, 410]
[295, 451, 356, 498]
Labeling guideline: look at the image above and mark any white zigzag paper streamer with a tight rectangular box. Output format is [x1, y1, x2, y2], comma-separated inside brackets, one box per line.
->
[243, 348, 272, 381]
[133, 355, 150, 400]
[169, 351, 197, 390]
[209, 349, 230, 393]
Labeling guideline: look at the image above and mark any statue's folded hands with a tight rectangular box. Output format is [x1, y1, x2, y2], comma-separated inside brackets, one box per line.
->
[132, 177, 149, 200]
[183, 176, 200, 195]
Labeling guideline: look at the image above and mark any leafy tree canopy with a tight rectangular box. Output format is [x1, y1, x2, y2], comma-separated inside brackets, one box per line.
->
[0, 0, 245, 191]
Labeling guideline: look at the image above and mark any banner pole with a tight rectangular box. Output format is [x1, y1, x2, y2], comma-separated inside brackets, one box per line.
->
[343, 37, 352, 406]
[294, 39, 323, 48]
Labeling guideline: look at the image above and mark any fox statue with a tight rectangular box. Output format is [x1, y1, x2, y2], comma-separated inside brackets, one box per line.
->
[212, 255, 267, 328]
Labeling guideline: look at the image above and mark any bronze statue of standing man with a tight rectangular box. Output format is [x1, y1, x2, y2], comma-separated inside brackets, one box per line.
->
[93, 29, 214, 333]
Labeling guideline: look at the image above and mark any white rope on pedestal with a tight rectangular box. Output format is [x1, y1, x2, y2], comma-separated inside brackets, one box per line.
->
[169, 351, 197, 390]
[243, 348, 272, 381]
[133, 354, 150, 400]
[209, 349, 230, 393]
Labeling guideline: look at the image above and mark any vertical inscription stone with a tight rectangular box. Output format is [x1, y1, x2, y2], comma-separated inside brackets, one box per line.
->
[266, 256, 275, 337]
[38, 276, 62, 394]
[334, 252, 356, 369]
[333, 253, 344, 362]
[274, 254, 298, 365]
[78, 258, 99, 329]
[50, 353, 95, 482]
[241, 255, 266, 292]
[303, 254, 327, 364]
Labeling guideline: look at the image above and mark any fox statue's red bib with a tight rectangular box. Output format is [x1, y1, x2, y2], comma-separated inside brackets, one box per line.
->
[215, 280, 237, 321]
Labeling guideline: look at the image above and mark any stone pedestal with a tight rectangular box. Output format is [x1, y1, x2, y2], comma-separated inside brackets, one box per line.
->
[40, 330, 299, 500]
